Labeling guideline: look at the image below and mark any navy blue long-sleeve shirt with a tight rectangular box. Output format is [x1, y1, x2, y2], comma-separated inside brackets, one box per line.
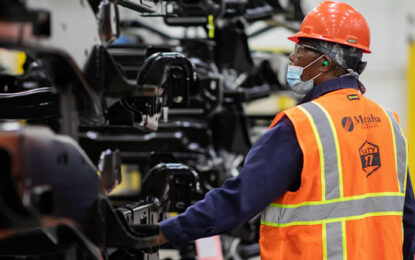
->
[160, 77, 415, 258]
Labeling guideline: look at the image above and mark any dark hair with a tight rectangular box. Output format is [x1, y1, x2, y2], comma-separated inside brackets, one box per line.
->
[332, 62, 347, 77]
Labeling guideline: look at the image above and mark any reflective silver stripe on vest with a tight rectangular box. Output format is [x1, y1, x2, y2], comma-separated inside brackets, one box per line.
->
[384, 109, 407, 193]
[262, 195, 404, 225]
[326, 222, 343, 260]
[262, 101, 407, 259]
[301, 102, 340, 200]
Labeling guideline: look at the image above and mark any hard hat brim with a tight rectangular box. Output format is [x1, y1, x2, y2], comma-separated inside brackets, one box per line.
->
[288, 33, 371, 54]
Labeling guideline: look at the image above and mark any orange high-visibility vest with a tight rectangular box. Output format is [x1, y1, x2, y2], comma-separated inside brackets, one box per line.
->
[260, 88, 408, 259]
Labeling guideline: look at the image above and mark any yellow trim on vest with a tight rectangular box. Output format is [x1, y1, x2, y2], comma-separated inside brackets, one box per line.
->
[402, 130, 409, 192]
[322, 224, 327, 260]
[298, 106, 326, 200]
[341, 221, 347, 260]
[270, 192, 405, 208]
[382, 109, 401, 193]
[312, 102, 344, 198]
[261, 211, 403, 228]
[405, 142, 409, 191]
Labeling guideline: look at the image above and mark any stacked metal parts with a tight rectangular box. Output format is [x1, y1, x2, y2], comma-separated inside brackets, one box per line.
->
[0, 0, 305, 259]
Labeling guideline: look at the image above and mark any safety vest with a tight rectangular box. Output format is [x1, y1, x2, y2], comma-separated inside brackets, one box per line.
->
[260, 88, 408, 260]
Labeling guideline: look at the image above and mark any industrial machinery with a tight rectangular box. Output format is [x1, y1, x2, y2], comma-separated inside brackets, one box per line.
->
[0, 0, 305, 258]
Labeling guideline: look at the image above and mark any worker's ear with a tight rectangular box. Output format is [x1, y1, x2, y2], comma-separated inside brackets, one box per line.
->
[319, 55, 331, 72]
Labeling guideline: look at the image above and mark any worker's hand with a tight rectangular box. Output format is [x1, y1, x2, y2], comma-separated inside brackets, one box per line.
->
[156, 228, 168, 246]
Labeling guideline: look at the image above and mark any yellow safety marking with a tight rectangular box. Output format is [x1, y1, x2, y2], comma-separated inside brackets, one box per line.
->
[261, 211, 403, 228]
[110, 165, 141, 195]
[298, 106, 326, 201]
[270, 192, 405, 208]
[208, 15, 215, 39]
[313, 102, 344, 197]
[15, 51, 26, 75]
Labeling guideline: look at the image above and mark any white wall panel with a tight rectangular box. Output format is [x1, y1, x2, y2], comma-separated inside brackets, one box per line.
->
[250, 0, 415, 130]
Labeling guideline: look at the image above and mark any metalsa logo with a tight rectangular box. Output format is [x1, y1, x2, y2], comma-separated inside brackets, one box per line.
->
[342, 114, 381, 131]
[341, 117, 354, 132]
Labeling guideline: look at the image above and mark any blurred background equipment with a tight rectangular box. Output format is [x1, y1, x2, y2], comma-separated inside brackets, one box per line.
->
[0, 0, 414, 259]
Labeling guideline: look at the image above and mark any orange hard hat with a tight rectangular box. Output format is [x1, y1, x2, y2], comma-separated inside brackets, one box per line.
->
[288, 1, 371, 53]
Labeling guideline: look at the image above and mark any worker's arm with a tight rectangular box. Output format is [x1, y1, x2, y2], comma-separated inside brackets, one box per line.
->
[403, 170, 415, 260]
[158, 116, 302, 248]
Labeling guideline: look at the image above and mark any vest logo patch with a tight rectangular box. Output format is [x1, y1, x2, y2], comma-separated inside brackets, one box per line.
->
[359, 141, 381, 177]
[341, 117, 354, 132]
[347, 94, 360, 101]
[341, 114, 381, 131]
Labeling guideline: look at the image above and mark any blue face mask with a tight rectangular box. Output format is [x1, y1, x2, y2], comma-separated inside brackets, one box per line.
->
[286, 54, 324, 94]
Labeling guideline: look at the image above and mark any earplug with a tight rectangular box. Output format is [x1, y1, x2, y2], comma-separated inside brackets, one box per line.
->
[323, 61, 329, 66]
